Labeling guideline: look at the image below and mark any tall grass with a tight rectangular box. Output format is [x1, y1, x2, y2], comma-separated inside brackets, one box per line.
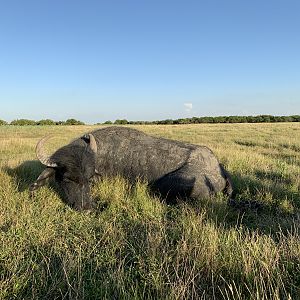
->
[0, 123, 300, 299]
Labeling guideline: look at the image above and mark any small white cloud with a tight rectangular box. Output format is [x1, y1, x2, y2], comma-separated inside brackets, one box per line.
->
[184, 102, 193, 112]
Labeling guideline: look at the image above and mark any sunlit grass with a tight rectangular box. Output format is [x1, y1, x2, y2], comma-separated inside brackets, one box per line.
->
[0, 123, 300, 299]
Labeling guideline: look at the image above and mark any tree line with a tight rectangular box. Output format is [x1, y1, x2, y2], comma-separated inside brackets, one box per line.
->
[0, 115, 300, 126]
[0, 118, 85, 126]
[104, 115, 300, 125]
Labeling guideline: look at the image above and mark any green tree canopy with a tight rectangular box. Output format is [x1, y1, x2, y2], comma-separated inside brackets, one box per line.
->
[37, 119, 56, 125]
[10, 119, 36, 126]
[114, 119, 128, 125]
[65, 119, 85, 125]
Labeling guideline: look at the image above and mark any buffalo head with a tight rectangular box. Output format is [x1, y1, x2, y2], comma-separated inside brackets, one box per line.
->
[30, 134, 98, 210]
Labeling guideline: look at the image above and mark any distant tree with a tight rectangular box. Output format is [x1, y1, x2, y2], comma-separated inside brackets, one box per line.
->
[199, 117, 214, 123]
[114, 119, 128, 125]
[188, 117, 197, 124]
[175, 118, 189, 124]
[158, 119, 174, 125]
[37, 119, 56, 125]
[56, 121, 66, 125]
[246, 116, 255, 123]
[103, 120, 113, 124]
[65, 118, 85, 125]
[213, 116, 226, 123]
[291, 115, 300, 122]
[0, 119, 7, 125]
[260, 115, 272, 123]
[10, 119, 36, 126]
[283, 116, 294, 122]
[274, 116, 285, 122]
[226, 116, 243, 123]
[128, 120, 147, 125]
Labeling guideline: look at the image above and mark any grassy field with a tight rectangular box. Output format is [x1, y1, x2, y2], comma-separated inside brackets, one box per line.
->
[0, 123, 300, 299]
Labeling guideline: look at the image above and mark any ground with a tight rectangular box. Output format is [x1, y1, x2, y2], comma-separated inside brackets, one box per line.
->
[0, 123, 300, 299]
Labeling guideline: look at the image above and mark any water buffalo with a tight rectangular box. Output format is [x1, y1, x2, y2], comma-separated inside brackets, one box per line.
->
[30, 126, 233, 210]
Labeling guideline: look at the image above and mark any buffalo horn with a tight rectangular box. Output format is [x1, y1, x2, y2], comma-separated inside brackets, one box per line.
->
[35, 136, 58, 167]
[89, 134, 98, 154]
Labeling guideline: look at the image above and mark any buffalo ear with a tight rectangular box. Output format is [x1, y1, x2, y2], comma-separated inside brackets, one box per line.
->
[30, 167, 55, 191]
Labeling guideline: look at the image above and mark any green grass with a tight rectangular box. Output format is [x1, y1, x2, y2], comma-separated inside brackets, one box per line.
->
[0, 123, 300, 299]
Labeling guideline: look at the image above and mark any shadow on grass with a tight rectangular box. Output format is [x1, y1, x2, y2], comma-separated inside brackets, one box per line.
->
[3, 160, 74, 209]
[254, 169, 293, 185]
[207, 171, 300, 236]
[4, 160, 43, 192]
[262, 152, 300, 167]
[232, 171, 300, 209]
[234, 140, 260, 147]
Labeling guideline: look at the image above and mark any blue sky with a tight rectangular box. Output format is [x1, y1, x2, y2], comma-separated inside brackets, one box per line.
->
[0, 0, 299, 123]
